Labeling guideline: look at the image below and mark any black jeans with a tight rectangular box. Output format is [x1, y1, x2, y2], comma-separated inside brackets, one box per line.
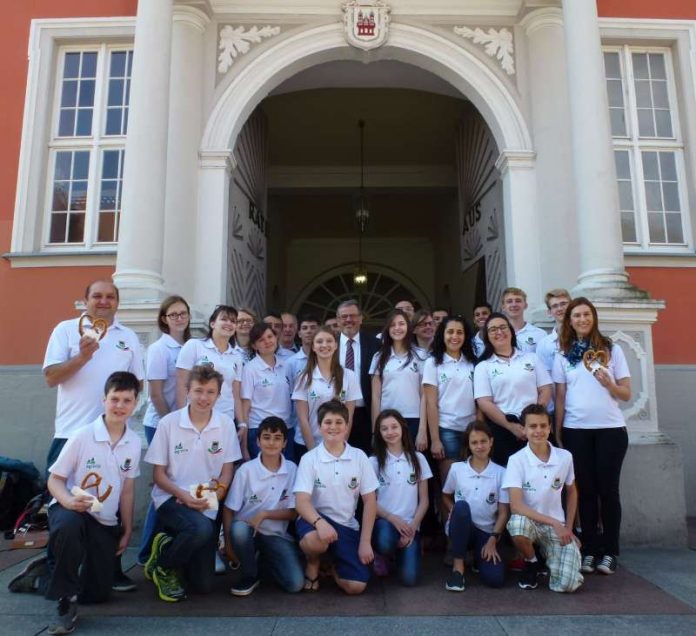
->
[348, 406, 372, 455]
[46, 504, 121, 603]
[488, 414, 525, 467]
[563, 426, 628, 557]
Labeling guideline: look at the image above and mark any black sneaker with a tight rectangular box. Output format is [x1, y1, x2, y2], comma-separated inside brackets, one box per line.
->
[8, 556, 48, 593]
[581, 555, 597, 574]
[518, 561, 539, 589]
[112, 570, 137, 592]
[596, 555, 617, 575]
[445, 571, 465, 592]
[47, 596, 77, 635]
[230, 577, 260, 597]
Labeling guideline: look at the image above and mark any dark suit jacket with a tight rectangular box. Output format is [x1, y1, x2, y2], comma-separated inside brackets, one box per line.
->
[357, 331, 380, 410]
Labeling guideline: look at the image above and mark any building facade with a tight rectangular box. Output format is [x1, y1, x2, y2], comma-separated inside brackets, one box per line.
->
[1, 0, 695, 543]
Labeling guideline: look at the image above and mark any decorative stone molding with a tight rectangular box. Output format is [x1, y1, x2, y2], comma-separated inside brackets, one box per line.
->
[342, 1, 391, 51]
[453, 26, 515, 75]
[217, 25, 281, 73]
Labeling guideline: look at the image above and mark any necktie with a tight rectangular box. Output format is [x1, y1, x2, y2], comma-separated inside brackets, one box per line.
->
[345, 338, 355, 370]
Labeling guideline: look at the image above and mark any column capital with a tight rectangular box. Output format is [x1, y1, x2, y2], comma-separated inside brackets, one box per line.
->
[199, 149, 237, 172]
[520, 7, 563, 36]
[495, 149, 536, 174]
[173, 5, 210, 32]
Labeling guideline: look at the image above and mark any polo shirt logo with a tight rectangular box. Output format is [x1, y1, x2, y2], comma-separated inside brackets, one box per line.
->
[308, 390, 318, 400]
[314, 477, 326, 489]
[120, 458, 133, 472]
[455, 489, 464, 500]
[486, 492, 496, 504]
[378, 475, 387, 487]
[248, 494, 260, 503]
[407, 472, 417, 485]
[174, 442, 188, 455]
[525, 337, 535, 345]
[197, 356, 214, 367]
[551, 477, 563, 490]
[348, 477, 359, 490]
[339, 389, 347, 401]
[208, 441, 222, 454]
[409, 362, 419, 373]
[261, 378, 272, 387]
[522, 480, 536, 492]
[280, 488, 289, 501]
[524, 362, 535, 372]
[439, 373, 449, 383]
[115, 340, 130, 351]
[85, 457, 100, 470]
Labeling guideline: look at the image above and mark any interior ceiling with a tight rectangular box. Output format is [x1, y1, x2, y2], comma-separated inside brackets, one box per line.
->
[262, 61, 470, 167]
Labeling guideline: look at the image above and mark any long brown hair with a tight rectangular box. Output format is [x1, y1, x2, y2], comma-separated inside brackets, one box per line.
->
[158, 295, 191, 342]
[558, 297, 612, 354]
[372, 409, 422, 481]
[300, 327, 345, 397]
[376, 309, 414, 377]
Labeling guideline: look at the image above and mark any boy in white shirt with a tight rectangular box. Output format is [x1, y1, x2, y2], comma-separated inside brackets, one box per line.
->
[503, 404, 583, 593]
[294, 400, 379, 595]
[501, 287, 547, 354]
[144, 366, 242, 602]
[44, 372, 142, 635]
[223, 416, 304, 596]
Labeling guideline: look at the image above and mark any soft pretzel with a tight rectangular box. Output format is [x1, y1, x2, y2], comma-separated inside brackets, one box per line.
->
[80, 471, 113, 503]
[582, 349, 609, 375]
[78, 314, 108, 341]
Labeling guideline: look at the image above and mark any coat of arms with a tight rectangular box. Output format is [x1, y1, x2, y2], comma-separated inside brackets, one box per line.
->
[343, 1, 391, 51]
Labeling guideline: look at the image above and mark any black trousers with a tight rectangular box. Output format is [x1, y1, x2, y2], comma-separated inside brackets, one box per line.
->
[488, 414, 525, 468]
[348, 406, 372, 455]
[46, 504, 121, 603]
[563, 426, 628, 557]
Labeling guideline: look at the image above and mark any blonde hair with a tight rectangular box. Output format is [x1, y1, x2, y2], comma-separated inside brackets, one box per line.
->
[502, 287, 527, 301]
[544, 289, 571, 308]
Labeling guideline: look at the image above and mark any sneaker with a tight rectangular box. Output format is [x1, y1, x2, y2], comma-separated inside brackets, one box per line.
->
[152, 566, 186, 602]
[230, 577, 260, 597]
[144, 532, 172, 581]
[445, 570, 466, 592]
[373, 554, 389, 577]
[518, 561, 539, 590]
[8, 556, 48, 593]
[112, 570, 137, 592]
[47, 596, 77, 635]
[596, 555, 617, 575]
[581, 555, 597, 574]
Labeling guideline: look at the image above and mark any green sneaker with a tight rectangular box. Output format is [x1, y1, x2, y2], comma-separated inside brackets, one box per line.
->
[152, 566, 186, 602]
[144, 532, 172, 581]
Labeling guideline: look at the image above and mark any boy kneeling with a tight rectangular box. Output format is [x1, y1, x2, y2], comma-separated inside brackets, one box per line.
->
[223, 416, 304, 596]
[144, 365, 242, 601]
[503, 404, 583, 593]
[46, 372, 142, 635]
[293, 400, 379, 595]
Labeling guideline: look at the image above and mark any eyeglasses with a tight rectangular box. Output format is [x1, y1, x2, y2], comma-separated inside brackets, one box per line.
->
[165, 311, 189, 320]
[338, 313, 360, 321]
[487, 324, 510, 334]
[237, 319, 253, 326]
[549, 301, 569, 311]
[415, 320, 434, 329]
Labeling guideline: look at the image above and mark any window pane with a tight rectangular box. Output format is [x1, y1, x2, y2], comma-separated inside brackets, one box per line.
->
[123, 107, 129, 134]
[110, 51, 126, 77]
[107, 79, 123, 107]
[105, 50, 133, 136]
[634, 80, 652, 108]
[621, 212, 637, 243]
[98, 212, 116, 242]
[644, 181, 662, 211]
[614, 150, 631, 179]
[97, 149, 124, 243]
[655, 110, 673, 138]
[607, 79, 624, 107]
[55, 152, 72, 180]
[637, 109, 655, 137]
[604, 52, 621, 78]
[659, 152, 677, 181]
[67, 213, 86, 242]
[105, 109, 121, 135]
[610, 110, 626, 137]
[652, 81, 669, 109]
[71, 181, 88, 210]
[665, 213, 684, 243]
[52, 182, 69, 211]
[81, 52, 97, 78]
[61, 80, 78, 107]
[49, 213, 67, 243]
[78, 79, 95, 107]
[632, 53, 649, 79]
[73, 151, 90, 179]
[58, 109, 75, 137]
[618, 181, 634, 210]
[662, 182, 680, 211]
[648, 212, 666, 243]
[100, 180, 117, 210]
[76, 109, 93, 136]
[649, 53, 666, 80]
[64, 53, 80, 79]
[642, 152, 659, 180]
[102, 150, 120, 179]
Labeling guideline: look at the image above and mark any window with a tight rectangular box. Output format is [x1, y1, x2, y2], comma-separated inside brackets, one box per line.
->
[604, 47, 691, 251]
[46, 46, 132, 247]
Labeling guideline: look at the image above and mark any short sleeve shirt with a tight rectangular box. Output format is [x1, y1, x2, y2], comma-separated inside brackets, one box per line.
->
[536, 330, 559, 413]
[552, 344, 630, 429]
[369, 348, 425, 418]
[145, 407, 242, 519]
[502, 443, 574, 523]
[421, 354, 476, 431]
[240, 356, 292, 428]
[43, 316, 144, 439]
[515, 323, 548, 354]
[224, 455, 297, 540]
[143, 334, 183, 429]
[49, 416, 141, 526]
[474, 349, 552, 418]
[293, 442, 379, 530]
[442, 459, 509, 533]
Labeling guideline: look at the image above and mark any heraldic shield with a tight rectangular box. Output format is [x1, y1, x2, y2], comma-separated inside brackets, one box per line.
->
[343, 1, 391, 51]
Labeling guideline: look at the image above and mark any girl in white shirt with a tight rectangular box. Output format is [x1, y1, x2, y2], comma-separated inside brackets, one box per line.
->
[370, 409, 432, 586]
[234, 307, 256, 363]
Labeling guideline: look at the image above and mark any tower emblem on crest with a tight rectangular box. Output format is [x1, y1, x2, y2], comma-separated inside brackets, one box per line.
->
[343, 1, 391, 51]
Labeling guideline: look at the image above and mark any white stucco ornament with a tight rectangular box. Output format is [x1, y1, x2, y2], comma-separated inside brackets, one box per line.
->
[342, 1, 391, 51]
[218, 25, 281, 74]
[453, 26, 515, 75]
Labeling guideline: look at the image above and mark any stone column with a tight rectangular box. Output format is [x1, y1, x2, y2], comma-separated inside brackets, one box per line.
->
[162, 6, 211, 301]
[113, 0, 174, 300]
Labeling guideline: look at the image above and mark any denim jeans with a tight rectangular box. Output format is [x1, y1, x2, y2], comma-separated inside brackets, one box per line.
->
[137, 426, 158, 564]
[449, 500, 505, 588]
[228, 520, 304, 592]
[156, 497, 218, 593]
[247, 428, 296, 462]
[372, 518, 422, 587]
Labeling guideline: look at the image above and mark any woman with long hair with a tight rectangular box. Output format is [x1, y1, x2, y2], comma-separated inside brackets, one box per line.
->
[553, 297, 631, 576]
[291, 327, 362, 458]
[370, 309, 427, 449]
[234, 307, 257, 363]
[474, 312, 552, 467]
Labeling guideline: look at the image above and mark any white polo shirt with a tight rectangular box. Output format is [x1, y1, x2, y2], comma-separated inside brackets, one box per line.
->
[472, 333, 486, 359]
[339, 332, 364, 406]
[515, 323, 548, 354]
[502, 443, 574, 524]
[442, 459, 509, 534]
[536, 329, 559, 413]
[286, 350, 309, 430]
[368, 348, 425, 418]
[277, 347, 296, 361]
[176, 338, 242, 418]
[291, 367, 362, 446]
[240, 355, 292, 429]
[224, 455, 297, 540]
[143, 334, 183, 430]
[421, 354, 476, 431]
[234, 343, 253, 364]
[43, 316, 144, 439]
[369, 451, 432, 525]
[474, 350, 552, 418]
[49, 416, 141, 526]
[552, 345, 630, 430]
[145, 407, 242, 520]
[294, 442, 379, 530]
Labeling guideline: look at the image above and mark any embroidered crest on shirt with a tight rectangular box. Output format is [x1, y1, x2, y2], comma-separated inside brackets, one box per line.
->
[261, 378, 273, 387]
[115, 340, 129, 351]
[174, 442, 188, 455]
[522, 480, 536, 492]
[314, 477, 326, 489]
[524, 362, 535, 372]
[525, 336, 535, 346]
[120, 458, 133, 472]
[378, 474, 387, 487]
[491, 368, 503, 377]
[280, 488, 289, 501]
[339, 389, 347, 401]
[197, 356, 214, 368]
[409, 362, 419, 373]
[486, 491, 496, 504]
[208, 441, 223, 454]
[348, 477, 359, 490]
[551, 477, 563, 490]
[309, 389, 318, 401]
[248, 493, 261, 504]
[85, 457, 100, 470]
[407, 472, 417, 485]
[439, 373, 449, 384]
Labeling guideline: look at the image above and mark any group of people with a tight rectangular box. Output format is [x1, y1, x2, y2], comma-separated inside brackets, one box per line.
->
[10, 281, 632, 635]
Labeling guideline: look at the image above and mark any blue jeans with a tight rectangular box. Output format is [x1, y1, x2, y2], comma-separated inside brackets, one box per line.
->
[439, 427, 465, 460]
[228, 520, 304, 592]
[373, 518, 422, 587]
[156, 497, 218, 593]
[137, 426, 158, 563]
[247, 428, 296, 462]
[449, 500, 505, 588]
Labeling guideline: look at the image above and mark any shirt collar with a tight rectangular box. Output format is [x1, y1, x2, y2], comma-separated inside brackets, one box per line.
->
[386, 450, 407, 464]
[463, 458, 495, 478]
[179, 406, 222, 432]
[318, 442, 352, 462]
[443, 352, 463, 364]
[92, 415, 130, 447]
[162, 333, 183, 348]
[256, 454, 289, 479]
[341, 332, 361, 345]
[523, 442, 558, 467]
[491, 349, 523, 363]
[203, 337, 233, 355]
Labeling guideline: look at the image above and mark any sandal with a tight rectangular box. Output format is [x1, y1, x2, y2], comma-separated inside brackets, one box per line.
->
[303, 575, 320, 591]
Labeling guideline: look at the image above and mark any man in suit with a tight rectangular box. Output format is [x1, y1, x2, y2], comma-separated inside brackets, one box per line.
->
[336, 299, 380, 455]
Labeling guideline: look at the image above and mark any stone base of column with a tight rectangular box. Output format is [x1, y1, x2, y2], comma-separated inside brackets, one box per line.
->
[573, 268, 650, 301]
[112, 269, 166, 303]
[621, 432, 687, 547]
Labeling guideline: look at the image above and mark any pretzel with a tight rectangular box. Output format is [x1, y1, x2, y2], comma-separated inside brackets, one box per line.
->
[195, 478, 226, 499]
[582, 349, 609, 376]
[78, 314, 108, 342]
[80, 471, 113, 503]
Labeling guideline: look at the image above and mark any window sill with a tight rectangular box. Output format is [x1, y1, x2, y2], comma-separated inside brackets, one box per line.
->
[3, 250, 117, 268]
[625, 252, 696, 268]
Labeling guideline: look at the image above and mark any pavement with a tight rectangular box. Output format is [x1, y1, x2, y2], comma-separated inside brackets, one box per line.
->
[2, 528, 696, 636]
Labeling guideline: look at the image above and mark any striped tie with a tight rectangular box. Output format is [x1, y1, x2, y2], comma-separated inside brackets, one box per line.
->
[345, 338, 355, 370]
